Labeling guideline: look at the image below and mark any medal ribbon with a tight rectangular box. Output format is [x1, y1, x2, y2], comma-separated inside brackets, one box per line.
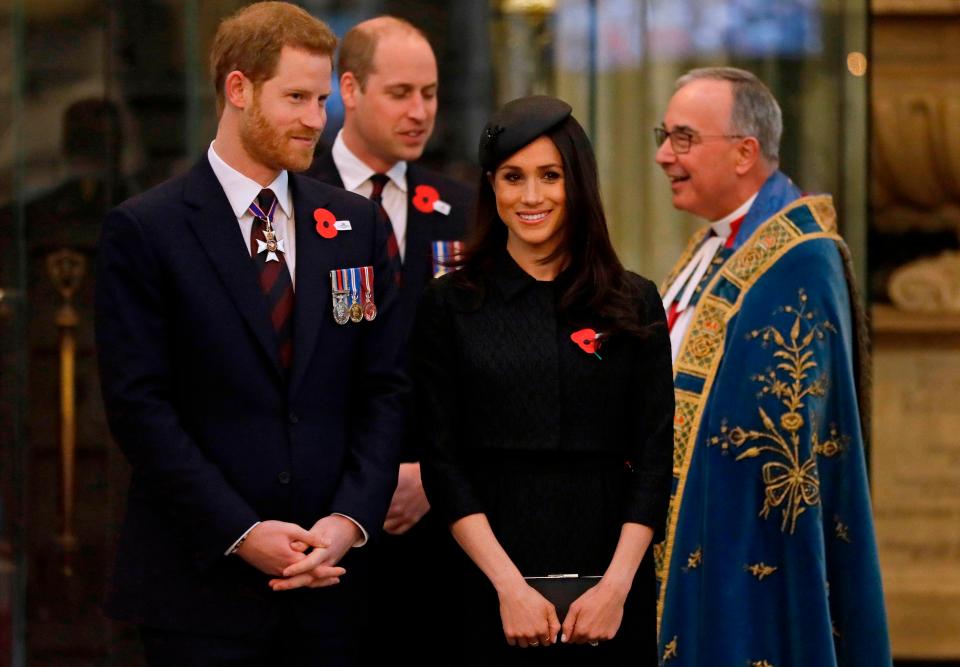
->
[349, 267, 359, 305]
[248, 197, 278, 226]
[432, 240, 464, 278]
[360, 266, 374, 298]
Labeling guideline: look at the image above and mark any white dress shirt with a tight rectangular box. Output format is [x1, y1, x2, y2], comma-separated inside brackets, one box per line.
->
[331, 130, 409, 260]
[663, 193, 757, 364]
[207, 142, 369, 553]
[207, 143, 298, 288]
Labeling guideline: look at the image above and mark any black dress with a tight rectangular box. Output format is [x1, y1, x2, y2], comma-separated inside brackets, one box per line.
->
[412, 250, 674, 666]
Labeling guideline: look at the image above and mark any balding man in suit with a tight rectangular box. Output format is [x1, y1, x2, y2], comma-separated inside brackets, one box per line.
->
[305, 16, 472, 657]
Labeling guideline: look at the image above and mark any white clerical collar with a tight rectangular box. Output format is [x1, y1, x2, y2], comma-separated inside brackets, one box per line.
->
[207, 142, 291, 219]
[332, 130, 407, 193]
[709, 192, 757, 239]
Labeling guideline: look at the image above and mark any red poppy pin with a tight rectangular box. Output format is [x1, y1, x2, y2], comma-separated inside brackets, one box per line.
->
[314, 208, 352, 239]
[412, 185, 451, 215]
[571, 328, 603, 360]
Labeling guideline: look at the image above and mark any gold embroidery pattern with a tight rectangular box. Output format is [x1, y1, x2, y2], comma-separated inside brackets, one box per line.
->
[662, 636, 678, 662]
[673, 392, 699, 472]
[835, 516, 852, 543]
[654, 541, 666, 582]
[727, 217, 798, 284]
[810, 198, 839, 232]
[751, 661, 776, 667]
[677, 297, 728, 375]
[656, 195, 840, 632]
[682, 547, 702, 572]
[745, 562, 778, 580]
[711, 290, 846, 534]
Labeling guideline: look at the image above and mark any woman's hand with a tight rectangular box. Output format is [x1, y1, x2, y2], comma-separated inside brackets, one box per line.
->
[561, 579, 627, 645]
[497, 581, 561, 648]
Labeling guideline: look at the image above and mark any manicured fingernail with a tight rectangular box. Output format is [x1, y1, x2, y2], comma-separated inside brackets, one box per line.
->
[561, 633, 567, 643]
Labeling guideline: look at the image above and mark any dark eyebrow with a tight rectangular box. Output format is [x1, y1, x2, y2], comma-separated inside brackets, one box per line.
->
[494, 163, 563, 176]
[670, 124, 696, 134]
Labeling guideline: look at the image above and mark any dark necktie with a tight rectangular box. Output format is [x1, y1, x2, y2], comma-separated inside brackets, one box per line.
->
[369, 173, 403, 285]
[249, 188, 294, 370]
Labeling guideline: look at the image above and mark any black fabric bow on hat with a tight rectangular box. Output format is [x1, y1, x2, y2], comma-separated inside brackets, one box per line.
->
[477, 95, 573, 171]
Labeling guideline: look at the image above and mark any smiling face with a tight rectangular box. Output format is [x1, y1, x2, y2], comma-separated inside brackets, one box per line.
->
[655, 78, 746, 221]
[491, 135, 567, 262]
[239, 45, 332, 175]
[341, 32, 438, 173]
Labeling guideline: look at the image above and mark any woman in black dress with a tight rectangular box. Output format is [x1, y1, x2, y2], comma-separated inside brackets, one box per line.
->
[412, 96, 673, 665]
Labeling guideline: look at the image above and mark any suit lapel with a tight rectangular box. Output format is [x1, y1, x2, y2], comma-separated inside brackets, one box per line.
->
[305, 148, 344, 188]
[288, 174, 334, 396]
[403, 168, 435, 319]
[184, 158, 284, 380]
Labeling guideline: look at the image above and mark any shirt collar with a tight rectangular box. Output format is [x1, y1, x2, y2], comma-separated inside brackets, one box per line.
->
[207, 142, 291, 219]
[331, 130, 408, 193]
[491, 247, 555, 302]
[710, 192, 757, 239]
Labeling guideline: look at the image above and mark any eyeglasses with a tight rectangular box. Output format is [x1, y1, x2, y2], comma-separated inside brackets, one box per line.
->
[653, 126, 745, 154]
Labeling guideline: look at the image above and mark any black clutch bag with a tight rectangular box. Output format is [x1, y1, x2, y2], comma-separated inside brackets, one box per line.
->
[523, 574, 602, 622]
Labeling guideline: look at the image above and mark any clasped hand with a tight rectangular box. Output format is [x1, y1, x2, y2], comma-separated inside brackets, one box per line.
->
[236, 516, 360, 591]
[498, 579, 626, 648]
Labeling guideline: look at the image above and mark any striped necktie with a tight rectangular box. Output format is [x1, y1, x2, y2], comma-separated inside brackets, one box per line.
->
[249, 188, 294, 370]
[369, 173, 403, 285]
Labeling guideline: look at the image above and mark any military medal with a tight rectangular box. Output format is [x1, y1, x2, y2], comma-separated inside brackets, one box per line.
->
[360, 265, 377, 321]
[348, 268, 364, 323]
[249, 198, 284, 262]
[431, 240, 464, 278]
[330, 269, 350, 325]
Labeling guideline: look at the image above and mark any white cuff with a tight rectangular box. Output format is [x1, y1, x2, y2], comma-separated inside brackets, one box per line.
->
[332, 513, 368, 547]
[225, 521, 261, 556]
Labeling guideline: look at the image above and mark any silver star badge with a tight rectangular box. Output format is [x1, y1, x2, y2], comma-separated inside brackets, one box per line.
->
[256, 228, 286, 262]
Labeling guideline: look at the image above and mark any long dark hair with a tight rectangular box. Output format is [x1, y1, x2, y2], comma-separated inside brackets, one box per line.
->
[454, 115, 650, 337]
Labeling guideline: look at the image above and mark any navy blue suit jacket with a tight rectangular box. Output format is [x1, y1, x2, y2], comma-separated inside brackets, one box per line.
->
[305, 149, 474, 343]
[95, 156, 406, 635]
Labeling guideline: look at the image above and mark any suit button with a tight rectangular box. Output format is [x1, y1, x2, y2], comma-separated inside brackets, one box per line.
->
[288, 412, 299, 424]
[278, 471, 291, 484]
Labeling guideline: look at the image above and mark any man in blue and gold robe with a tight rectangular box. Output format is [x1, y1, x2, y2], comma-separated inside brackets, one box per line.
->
[653, 67, 891, 666]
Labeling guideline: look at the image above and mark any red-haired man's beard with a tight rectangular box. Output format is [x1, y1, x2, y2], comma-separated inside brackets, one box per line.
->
[240, 97, 319, 174]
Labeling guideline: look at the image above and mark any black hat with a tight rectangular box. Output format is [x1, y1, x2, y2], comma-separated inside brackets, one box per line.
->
[478, 95, 573, 171]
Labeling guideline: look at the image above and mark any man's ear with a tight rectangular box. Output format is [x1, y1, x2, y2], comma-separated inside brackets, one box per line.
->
[340, 72, 360, 110]
[735, 137, 762, 176]
[224, 70, 251, 111]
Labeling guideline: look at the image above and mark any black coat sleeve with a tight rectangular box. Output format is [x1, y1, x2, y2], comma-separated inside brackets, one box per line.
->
[620, 276, 675, 540]
[412, 280, 487, 524]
